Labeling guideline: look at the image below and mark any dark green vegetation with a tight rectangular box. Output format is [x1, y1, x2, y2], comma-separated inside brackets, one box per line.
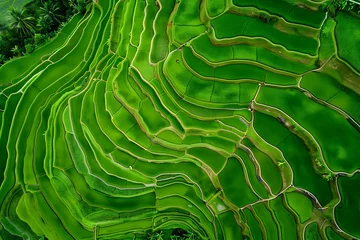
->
[331, 0, 360, 13]
[0, 0, 90, 65]
[335, 173, 360, 238]
[0, 0, 32, 22]
[0, 0, 359, 239]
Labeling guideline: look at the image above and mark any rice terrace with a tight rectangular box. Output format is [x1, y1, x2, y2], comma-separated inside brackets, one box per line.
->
[0, 0, 360, 239]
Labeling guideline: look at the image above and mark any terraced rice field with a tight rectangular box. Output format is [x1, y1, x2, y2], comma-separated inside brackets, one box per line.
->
[0, 0, 359, 239]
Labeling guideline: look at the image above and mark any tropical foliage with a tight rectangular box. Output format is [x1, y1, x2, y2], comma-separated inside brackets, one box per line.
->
[145, 229, 201, 240]
[0, 0, 91, 65]
[147, 231, 164, 240]
[331, 0, 360, 13]
[9, 8, 36, 37]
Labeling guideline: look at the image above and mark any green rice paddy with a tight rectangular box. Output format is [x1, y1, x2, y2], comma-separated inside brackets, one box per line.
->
[0, 0, 359, 239]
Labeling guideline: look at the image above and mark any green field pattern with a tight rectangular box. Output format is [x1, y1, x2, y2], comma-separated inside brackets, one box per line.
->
[0, 0, 359, 239]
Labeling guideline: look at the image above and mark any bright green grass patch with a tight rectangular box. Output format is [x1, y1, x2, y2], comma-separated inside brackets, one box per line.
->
[109, 0, 125, 52]
[110, 149, 136, 168]
[112, 104, 137, 133]
[186, 76, 214, 102]
[257, 86, 360, 173]
[105, 91, 122, 115]
[174, 0, 202, 25]
[319, 18, 337, 61]
[220, 116, 247, 132]
[126, 124, 152, 149]
[244, 208, 264, 239]
[232, 0, 326, 28]
[130, 1, 145, 46]
[218, 211, 243, 239]
[258, 48, 313, 75]
[335, 12, 360, 72]
[201, 135, 235, 153]
[254, 111, 333, 206]
[285, 191, 313, 223]
[150, 0, 175, 63]
[165, 50, 193, 93]
[219, 157, 259, 207]
[269, 196, 297, 240]
[328, 90, 360, 123]
[174, 25, 207, 44]
[211, 81, 240, 103]
[212, 13, 318, 55]
[83, 83, 116, 154]
[157, 130, 183, 144]
[278, 134, 332, 206]
[214, 63, 266, 81]
[239, 82, 259, 103]
[38, 175, 93, 239]
[236, 149, 269, 199]
[187, 147, 226, 173]
[253, 203, 279, 240]
[191, 35, 233, 62]
[183, 47, 215, 77]
[301, 72, 341, 100]
[301, 71, 360, 123]
[242, 138, 283, 195]
[139, 98, 170, 134]
[206, 0, 226, 17]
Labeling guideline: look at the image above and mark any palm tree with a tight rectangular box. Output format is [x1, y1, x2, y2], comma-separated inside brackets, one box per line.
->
[147, 231, 164, 240]
[184, 232, 200, 240]
[0, 54, 5, 63]
[37, 14, 53, 33]
[9, 8, 36, 37]
[147, 232, 156, 240]
[154, 231, 164, 240]
[76, 0, 92, 14]
[11, 45, 22, 56]
[39, 2, 63, 25]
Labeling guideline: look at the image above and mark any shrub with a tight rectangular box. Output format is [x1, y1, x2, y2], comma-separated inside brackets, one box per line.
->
[34, 33, 47, 45]
[0, 54, 5, 64]
[332, 0, 360, 13]
[25, 43, 35, 54]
